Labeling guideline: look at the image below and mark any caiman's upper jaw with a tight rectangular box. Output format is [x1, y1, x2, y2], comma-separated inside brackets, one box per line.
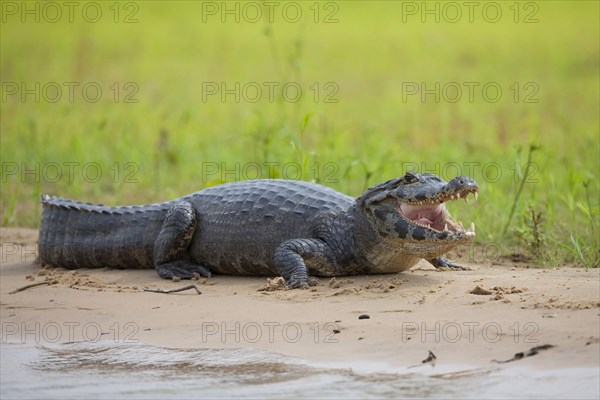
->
[403, 186, 479, 205]
[396, 187, 478, 237]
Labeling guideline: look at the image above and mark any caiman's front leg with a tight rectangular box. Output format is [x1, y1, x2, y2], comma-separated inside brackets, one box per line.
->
[428, 257, 471, 271]
[275, 239, 334, 288]
[154, 201, 212, 279]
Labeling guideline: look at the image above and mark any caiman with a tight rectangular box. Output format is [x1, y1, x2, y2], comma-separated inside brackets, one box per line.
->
[38, 172, 479, 288]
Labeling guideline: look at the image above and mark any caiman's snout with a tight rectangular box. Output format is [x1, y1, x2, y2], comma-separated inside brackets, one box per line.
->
[444, 176, 479, 202]
[446, 176, 478, 191]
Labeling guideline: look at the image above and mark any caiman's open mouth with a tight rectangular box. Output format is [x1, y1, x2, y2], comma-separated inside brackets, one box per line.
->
[397, 187, 478, 236]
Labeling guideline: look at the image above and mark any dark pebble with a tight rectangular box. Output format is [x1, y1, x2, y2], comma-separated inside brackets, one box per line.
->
[333, 329, 340, 334]
[358, 314, 370, 320]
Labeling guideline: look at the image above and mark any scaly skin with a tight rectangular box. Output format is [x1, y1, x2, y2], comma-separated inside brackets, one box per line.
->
[38, 173, 479, 288]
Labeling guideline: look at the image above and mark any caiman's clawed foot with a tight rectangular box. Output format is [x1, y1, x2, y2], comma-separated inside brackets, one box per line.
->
[307, 277, 319, 286]
[284, 274, 319, 289]
[156, 260, 212, 280]
[429, 257, 471, 271]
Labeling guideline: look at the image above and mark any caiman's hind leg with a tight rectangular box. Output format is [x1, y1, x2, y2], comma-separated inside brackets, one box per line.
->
[428, 257, 471, 271]
[154, 202, 211, 279]
[275, 239, 334, 289]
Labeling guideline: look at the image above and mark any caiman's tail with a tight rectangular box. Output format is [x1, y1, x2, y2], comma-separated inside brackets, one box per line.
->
[38, 194, 169, 269]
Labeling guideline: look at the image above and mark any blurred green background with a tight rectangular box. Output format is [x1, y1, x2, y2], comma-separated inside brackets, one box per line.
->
[1, 1, 598, 267]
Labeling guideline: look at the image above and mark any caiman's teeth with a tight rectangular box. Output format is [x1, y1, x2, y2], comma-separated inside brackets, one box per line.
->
[450, 194, 455, 200]
[474, 192, 478, 201]
[464, 196, 469, 204]
[470, 222, 475, 232]
[456, 193, 461, 199]
[444, 223, 448, 231]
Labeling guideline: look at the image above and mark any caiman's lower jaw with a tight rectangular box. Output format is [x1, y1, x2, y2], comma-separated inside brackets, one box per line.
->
[397, 189, 478, 237]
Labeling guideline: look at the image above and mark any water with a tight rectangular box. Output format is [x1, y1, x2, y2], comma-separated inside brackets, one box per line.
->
[1, 342, 598, 399]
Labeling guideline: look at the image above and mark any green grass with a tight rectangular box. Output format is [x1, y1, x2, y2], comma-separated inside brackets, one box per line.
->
[1, 1, 598, 268]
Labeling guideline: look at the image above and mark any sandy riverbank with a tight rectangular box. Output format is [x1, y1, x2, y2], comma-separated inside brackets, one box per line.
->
[1, 227, 599, 375]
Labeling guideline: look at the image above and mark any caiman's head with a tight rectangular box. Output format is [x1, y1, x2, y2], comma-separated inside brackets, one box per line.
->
[357, 172, 479, 257]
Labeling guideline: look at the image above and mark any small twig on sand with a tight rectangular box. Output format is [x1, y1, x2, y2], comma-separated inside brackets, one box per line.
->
[143, 285, 202, 295]
[9, 281, 50, 294]
[422, 350, 437, 364]
[407, 350, 438, 369]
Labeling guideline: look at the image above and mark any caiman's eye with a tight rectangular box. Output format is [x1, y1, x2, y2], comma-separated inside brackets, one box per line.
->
[404, 172, 419, 184]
